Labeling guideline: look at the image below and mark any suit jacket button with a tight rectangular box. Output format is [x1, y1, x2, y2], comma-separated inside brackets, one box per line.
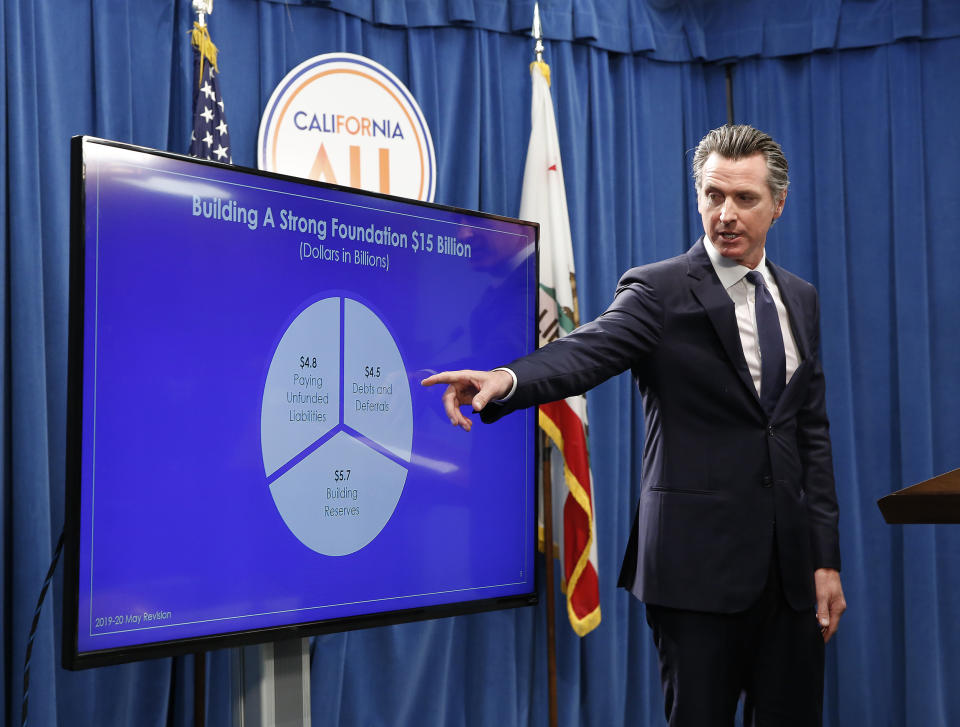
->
[761, 475, 773, 488]
[767, 426, 775, 437]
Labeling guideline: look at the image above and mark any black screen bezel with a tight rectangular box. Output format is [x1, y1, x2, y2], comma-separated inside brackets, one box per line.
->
[63, 136, 540, 670]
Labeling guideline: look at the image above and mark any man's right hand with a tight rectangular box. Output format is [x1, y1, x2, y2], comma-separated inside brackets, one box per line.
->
[420, 369, 514, 431]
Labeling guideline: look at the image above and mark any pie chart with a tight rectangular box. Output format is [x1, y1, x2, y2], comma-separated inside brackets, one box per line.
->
[260, 297, 413, 556]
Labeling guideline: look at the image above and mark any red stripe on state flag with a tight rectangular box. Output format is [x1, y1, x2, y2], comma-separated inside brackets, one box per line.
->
[568, 559, 599, 621]
[539, 399, 599, 633]
[540, 400, 591, 499]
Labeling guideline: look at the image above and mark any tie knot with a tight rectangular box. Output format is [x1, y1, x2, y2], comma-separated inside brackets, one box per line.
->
[745, 270, 765, 288]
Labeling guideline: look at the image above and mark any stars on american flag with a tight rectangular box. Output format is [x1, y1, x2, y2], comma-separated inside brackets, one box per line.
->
[189, 48, 231, 164]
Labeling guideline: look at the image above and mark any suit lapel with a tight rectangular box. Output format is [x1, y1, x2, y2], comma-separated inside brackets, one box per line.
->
[685, 239, 761, 408]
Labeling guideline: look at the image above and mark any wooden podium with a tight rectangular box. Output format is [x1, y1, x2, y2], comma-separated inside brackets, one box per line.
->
[877, 468, 960, 524]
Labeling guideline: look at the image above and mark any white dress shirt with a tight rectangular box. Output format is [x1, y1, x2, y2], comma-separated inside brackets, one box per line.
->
[703, 237, 800, 397]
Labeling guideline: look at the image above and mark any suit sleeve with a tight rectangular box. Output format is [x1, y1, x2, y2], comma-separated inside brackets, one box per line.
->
[796, 291, 842, 571]
[480, 271, 663, 424]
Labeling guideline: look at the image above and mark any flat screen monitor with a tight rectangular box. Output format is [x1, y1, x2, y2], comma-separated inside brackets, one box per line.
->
[63, 137, 538, 669]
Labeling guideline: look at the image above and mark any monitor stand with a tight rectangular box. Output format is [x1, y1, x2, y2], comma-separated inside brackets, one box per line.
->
[232, 638, 311, 726]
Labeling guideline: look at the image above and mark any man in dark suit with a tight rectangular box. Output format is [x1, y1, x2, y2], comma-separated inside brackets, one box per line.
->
[422, 124, 845, 726]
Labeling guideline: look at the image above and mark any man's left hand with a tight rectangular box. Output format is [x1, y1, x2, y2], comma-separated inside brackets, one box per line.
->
[814, 568, 846, 643]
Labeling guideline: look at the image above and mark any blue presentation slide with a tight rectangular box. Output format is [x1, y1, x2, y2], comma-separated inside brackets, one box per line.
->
[74, 141, 537, 655]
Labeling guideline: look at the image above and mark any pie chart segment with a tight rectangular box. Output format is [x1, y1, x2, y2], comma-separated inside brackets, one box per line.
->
[268, 430, 409, 556]
[262, 296, 413, 556]
[261, 298, 340, 477]
[342, 298, 413, 461]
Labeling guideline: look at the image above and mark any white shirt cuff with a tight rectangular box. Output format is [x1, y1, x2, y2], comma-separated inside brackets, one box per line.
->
[491, 367, 518, 402]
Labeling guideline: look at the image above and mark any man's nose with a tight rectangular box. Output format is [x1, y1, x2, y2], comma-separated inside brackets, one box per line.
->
[719, 198, 737, 223]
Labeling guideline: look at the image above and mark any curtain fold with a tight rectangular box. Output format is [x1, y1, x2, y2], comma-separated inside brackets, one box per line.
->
[259, 0, 960, 58]
[732, 36, 960, 726]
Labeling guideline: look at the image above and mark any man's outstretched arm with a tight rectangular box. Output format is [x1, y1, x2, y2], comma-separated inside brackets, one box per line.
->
[421, 272, 665, 431]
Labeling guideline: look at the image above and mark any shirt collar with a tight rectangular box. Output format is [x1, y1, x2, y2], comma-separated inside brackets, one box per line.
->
[703, 235, 769, 290]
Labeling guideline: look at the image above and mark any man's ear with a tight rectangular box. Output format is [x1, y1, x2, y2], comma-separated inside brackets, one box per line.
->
[772, 188, 787, 222]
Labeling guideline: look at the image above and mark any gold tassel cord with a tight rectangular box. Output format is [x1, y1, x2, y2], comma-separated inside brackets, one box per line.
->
[191, 22, 219, 86]
[530, 59, 551, 87]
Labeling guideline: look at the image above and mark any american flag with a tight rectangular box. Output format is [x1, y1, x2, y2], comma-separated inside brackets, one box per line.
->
[189, 22, 231, 163]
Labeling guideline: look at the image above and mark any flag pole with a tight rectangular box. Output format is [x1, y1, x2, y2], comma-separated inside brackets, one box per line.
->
[190, 10, 213, 725]
[541, 433, 560, 727]
[533, 1, 545, 63]
[532, 9, 560, 727]
[192, 0, 212, 27]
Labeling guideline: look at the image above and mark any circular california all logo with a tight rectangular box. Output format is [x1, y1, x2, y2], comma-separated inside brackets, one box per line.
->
[258, 53, 436, 202]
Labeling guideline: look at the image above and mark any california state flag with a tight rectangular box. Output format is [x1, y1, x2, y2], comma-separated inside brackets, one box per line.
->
[519, 60, 600, 636]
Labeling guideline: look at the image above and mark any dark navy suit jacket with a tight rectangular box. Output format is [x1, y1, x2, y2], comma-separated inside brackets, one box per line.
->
[482, 239, 841, 613]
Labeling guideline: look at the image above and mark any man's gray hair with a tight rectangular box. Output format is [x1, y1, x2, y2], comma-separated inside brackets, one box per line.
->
[692, 125, 789, 204]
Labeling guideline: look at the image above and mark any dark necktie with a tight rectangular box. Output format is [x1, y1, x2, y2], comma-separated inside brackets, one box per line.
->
[745, 270, 786, 414]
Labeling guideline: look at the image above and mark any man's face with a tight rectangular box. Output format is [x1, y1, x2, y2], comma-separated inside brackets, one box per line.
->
[697, 152, 785, 270]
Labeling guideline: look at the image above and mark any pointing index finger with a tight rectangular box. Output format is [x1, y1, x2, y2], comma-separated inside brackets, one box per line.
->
[421, 371, 467, 387]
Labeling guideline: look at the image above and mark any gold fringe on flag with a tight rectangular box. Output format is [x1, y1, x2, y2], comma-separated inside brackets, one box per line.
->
[191, 22, 219, 86]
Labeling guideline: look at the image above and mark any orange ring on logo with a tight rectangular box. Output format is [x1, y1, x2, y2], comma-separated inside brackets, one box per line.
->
[270, 68, 426, 200]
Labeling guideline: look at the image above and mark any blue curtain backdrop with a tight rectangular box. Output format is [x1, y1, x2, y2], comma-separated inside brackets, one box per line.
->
[2, 1, 959, 725]
[730, 38, 960, 726]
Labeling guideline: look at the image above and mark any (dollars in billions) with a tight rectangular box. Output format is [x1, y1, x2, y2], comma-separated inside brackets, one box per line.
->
[260, 297, 413, 556]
